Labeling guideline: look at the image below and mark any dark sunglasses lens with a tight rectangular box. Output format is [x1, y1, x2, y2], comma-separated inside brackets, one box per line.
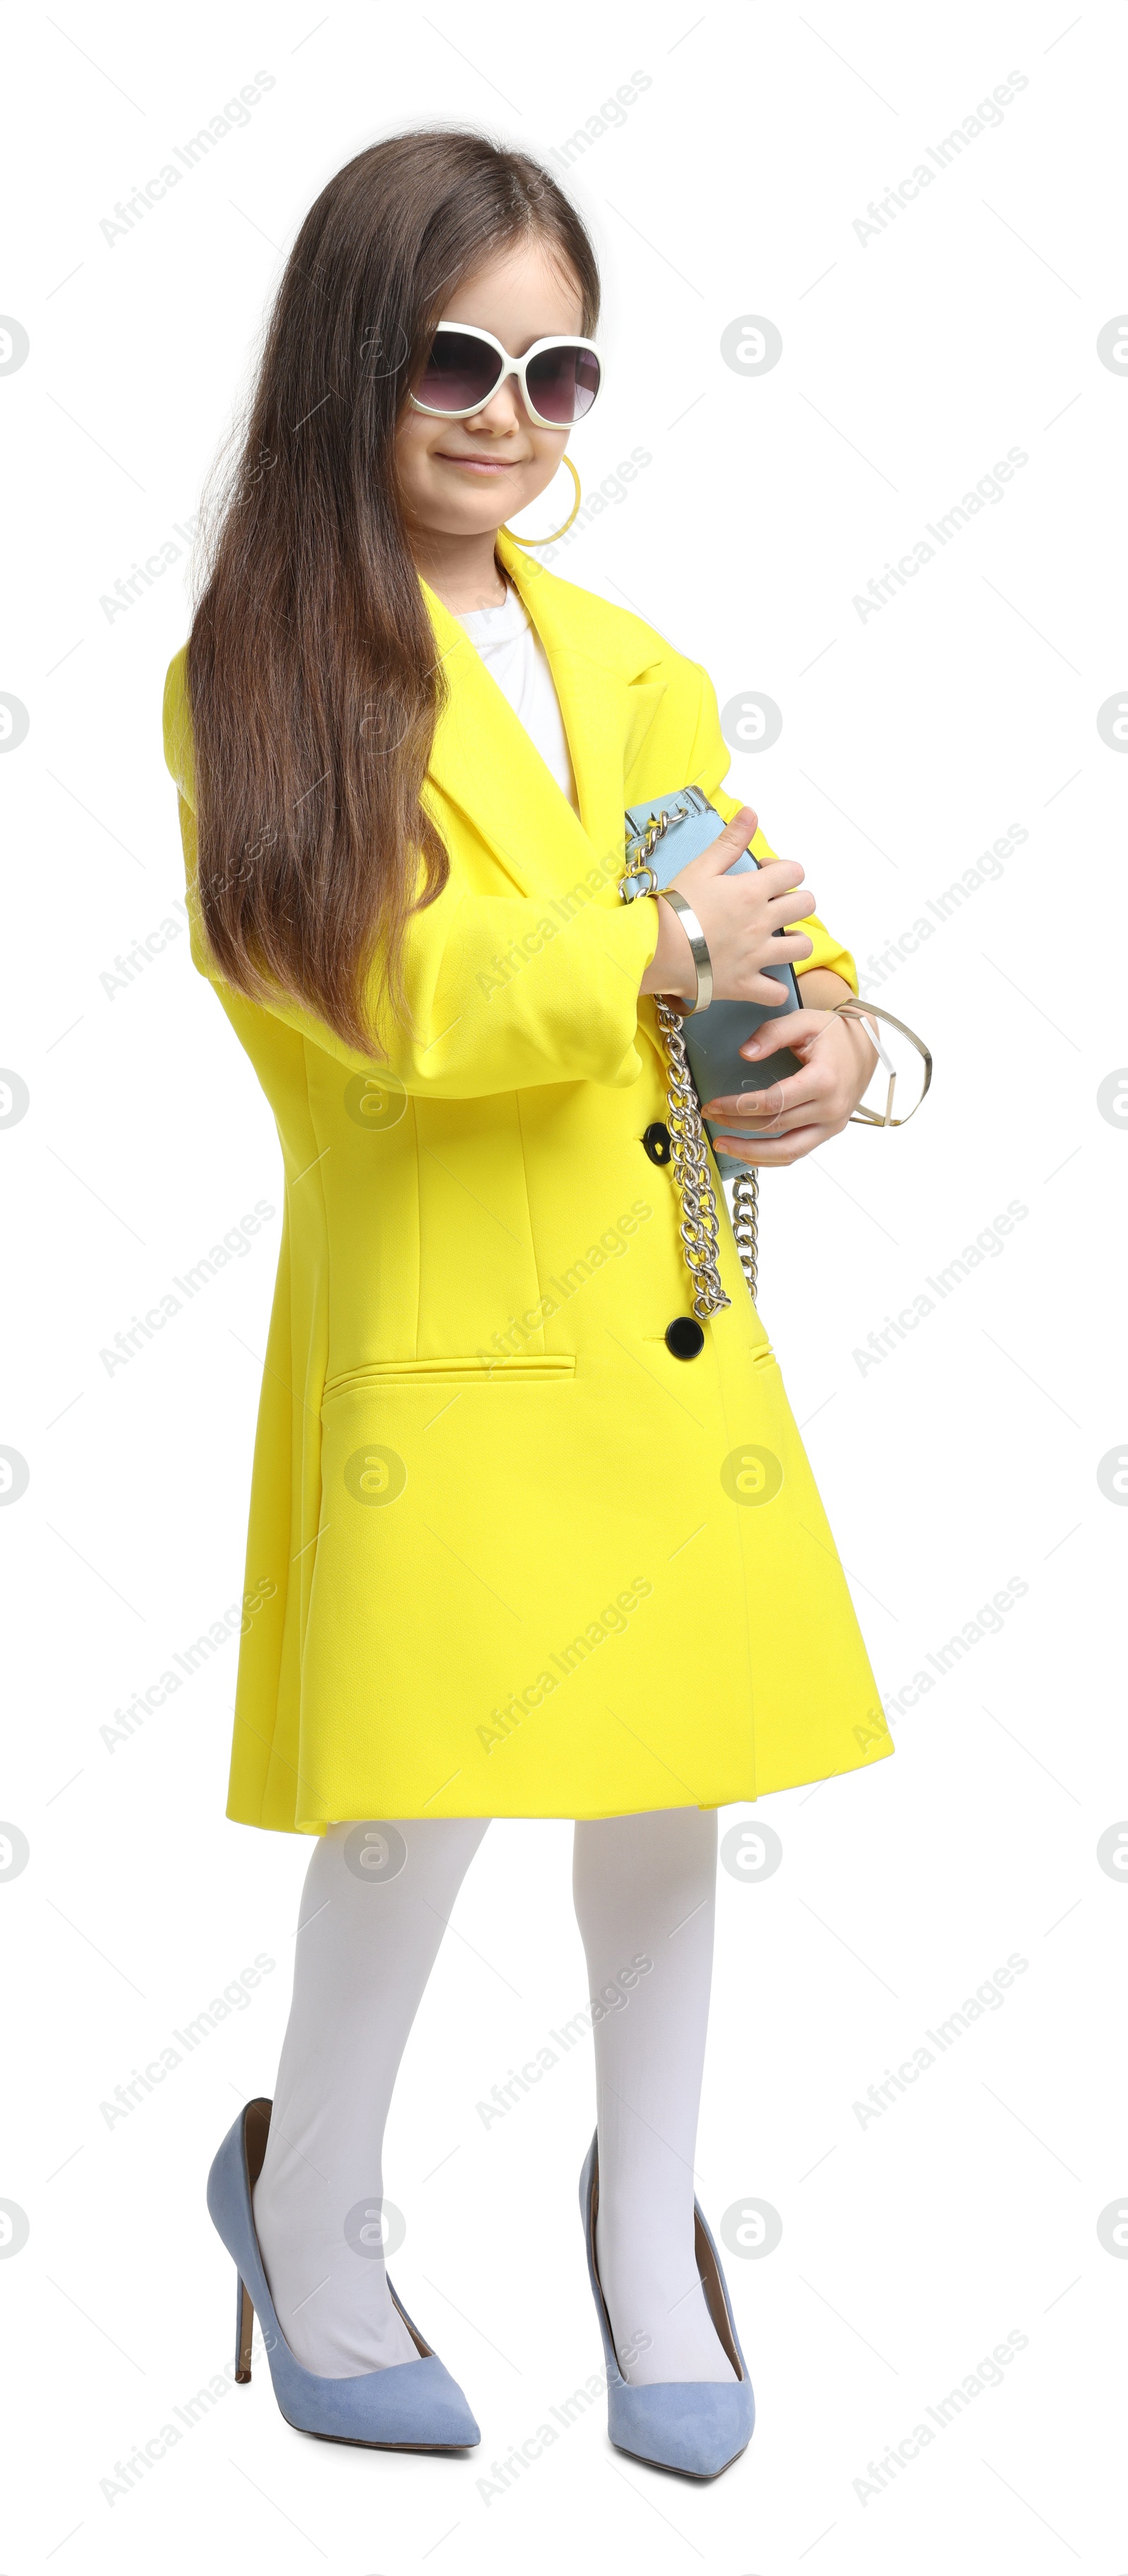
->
[417, 330, 502, 413]
[525, 343, 600, 422]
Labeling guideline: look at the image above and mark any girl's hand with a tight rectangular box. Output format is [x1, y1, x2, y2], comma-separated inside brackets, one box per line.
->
[639, 805, 816, 1005]
[701, 1006, 879, 1166]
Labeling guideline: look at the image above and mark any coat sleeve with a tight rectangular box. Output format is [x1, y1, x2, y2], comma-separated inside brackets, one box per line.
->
[164, 652, 661, 1098]
[684, 663, 861, 995]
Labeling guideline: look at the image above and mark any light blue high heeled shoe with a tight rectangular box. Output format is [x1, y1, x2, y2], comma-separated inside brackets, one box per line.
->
[579, 2130, 755, 2480]
[207, 2099, 480, 2453]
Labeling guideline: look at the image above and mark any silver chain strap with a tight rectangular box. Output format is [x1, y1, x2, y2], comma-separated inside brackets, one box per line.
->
[652, 992, 732, 1319]
[730, 1167, 759, 1307]
[624, 810, 759, 1319]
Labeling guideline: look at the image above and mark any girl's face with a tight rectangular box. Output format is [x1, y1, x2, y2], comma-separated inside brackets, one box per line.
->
[396, 238, 584, 544]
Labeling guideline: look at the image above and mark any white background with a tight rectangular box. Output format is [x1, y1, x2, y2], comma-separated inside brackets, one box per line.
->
[2, 2, 1124, 2568]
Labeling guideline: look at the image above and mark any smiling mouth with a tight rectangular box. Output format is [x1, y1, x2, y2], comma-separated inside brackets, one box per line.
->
[436, 453, 521, 471]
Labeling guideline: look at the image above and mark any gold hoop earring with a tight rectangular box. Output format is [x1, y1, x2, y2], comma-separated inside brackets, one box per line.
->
[502, 455, 582, 548]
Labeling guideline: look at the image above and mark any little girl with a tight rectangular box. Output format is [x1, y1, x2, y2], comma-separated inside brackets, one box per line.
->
[164, 123, 893, 2479]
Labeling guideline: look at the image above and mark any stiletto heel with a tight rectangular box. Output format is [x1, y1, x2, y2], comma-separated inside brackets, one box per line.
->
[235, 2275, 255, 2384]
[579, 2130, 755, 2480]
[208, 2099, 480, 2452]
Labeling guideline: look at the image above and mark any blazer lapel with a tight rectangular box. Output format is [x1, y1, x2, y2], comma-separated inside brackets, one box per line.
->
[500, 533, 649, 877]
[498, 542, 671, 1097]
[420, 534, 667, 904]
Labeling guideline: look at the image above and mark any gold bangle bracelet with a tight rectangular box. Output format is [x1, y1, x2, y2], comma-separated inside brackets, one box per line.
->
[657, 889, 713, 1014]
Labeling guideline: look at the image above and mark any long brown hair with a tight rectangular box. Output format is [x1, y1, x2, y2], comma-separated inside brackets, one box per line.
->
[186, 129, 599, 1056]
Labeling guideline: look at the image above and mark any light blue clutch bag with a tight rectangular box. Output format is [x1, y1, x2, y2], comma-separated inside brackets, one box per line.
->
[620, 783, 805, 1319]
[622, 784, 802, 1182]
[620, 786, 932, 1326]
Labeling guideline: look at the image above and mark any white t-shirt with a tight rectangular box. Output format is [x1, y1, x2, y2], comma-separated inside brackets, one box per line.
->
[455, 581, 579, 812]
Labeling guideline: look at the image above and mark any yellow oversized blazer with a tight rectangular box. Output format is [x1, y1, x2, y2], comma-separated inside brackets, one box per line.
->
[163, 529, 893, 1833]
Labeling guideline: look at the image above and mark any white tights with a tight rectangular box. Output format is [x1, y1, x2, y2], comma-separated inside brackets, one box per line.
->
[252, 1809, 735, 2388]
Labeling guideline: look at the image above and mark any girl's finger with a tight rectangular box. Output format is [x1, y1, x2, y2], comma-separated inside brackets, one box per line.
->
[711, 1122, 830, 1163]
[688, 805, 759, 873]
[763, 886, 817, 923]
[708, 1105, 818, 1142]
[703, 1067, 828, 1121]
[741, 1008, 816, 1058]
[704, 1096, 790, 1125]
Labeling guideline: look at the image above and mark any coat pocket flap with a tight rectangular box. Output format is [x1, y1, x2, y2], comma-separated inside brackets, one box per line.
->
[323, 1354, 577, 1402]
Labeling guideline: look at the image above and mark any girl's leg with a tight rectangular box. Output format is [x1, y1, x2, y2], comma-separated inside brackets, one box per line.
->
[252, 1815, 489, 2376]
[572, 1805, 735, 2387]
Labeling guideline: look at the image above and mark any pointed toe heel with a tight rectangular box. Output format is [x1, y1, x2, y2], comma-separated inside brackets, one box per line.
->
[579, 2130, 754, 2481]
[208, 2099, 480, 2453]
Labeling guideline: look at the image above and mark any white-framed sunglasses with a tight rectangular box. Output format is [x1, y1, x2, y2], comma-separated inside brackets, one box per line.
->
[408, 321, 603, 429]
